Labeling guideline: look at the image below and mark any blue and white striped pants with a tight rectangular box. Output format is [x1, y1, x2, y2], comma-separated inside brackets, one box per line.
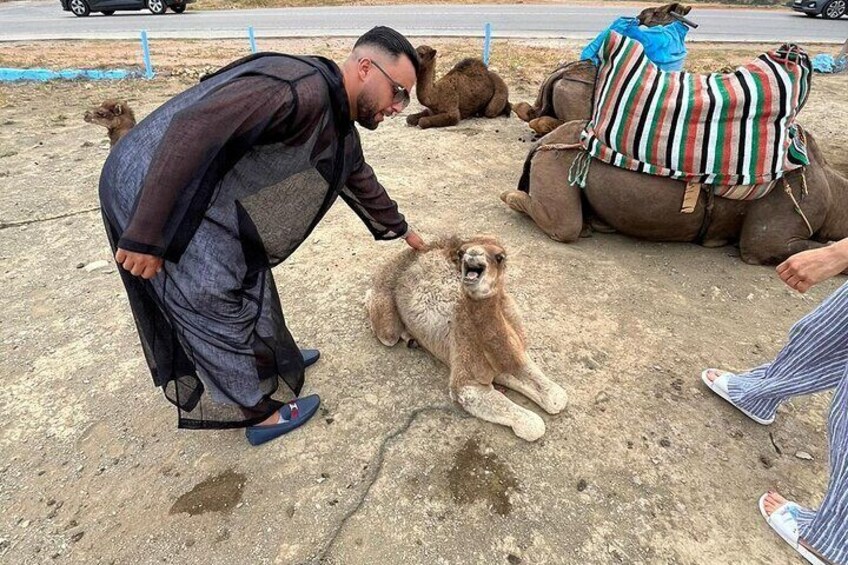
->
[728, 281, 848, 564]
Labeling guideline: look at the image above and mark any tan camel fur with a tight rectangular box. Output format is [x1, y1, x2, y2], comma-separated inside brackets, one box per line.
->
[501, 121, 848, 266]
[366, 236, 568, 441]
[83, 99, 136, 147]
[407, 46, 511, 129]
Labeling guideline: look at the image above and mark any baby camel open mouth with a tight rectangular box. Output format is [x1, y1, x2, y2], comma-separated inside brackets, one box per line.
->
[461, 259, 486, 284]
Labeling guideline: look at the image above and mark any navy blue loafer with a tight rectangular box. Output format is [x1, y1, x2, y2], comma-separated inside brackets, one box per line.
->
[300, 348, 321, 368]
[245, 394, 321, 446]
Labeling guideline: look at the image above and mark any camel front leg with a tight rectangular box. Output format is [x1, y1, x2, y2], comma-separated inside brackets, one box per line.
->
[494, 358, 568, 415]
[500, 149, 583, 242]
[529, 117, 564, 136]
[453, 384, 546, 442]
[513, 101, 537, 122]
[406, 109, 432, 127]
[417, 108, 461, 129]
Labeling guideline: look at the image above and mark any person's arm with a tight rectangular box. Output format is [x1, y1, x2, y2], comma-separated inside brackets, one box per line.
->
[340, 130, 425, 250]
[776, 238, 848, 293]
[116, 75, 296, 277]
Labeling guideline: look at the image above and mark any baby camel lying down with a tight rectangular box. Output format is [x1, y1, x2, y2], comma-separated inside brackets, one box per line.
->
[366, 235, 567, 441]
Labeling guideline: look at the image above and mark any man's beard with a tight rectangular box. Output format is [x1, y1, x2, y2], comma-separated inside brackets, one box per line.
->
[356, 91, 381, 131]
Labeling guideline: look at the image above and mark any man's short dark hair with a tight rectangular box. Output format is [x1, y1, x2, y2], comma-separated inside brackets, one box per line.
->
[355, 26, 420, 74]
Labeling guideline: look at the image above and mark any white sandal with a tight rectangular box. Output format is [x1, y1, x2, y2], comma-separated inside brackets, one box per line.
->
[758, 493, 829, 565]
[701, 369, 775, 425]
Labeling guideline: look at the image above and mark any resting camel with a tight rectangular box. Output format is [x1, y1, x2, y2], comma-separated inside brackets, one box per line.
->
[366, 236, 568, 441]
[500, 120, 848, 266]
[513, 2, 692, 136]
[407, 46, 511, 129]
[83, 99, 136, 147]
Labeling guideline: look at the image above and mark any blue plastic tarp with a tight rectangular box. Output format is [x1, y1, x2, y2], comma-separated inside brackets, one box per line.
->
[0, 68, 137, 82]
[811, 53, 847, 74]
[581, 17, 689, 72]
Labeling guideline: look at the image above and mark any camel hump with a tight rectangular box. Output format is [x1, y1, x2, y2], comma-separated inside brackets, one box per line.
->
[454, 58, 487, 72]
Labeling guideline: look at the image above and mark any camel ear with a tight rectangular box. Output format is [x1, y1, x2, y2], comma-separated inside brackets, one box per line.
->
[113, 104, 123, 115]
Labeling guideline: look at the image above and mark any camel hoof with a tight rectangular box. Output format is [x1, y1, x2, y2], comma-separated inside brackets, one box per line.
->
[513, 412, 546, 442]
[529, 117, 564, 136]
[513, 102, 535, 122]
[543, 386, 568, 415]
[500, 190, 524, 212]
[377, 335, 400, 347]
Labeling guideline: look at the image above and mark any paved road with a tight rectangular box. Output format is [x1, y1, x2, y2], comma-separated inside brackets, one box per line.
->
[1, 1, 846, 43]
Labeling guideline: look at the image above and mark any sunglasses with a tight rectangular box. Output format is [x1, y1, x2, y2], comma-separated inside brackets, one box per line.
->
[368, 59, 411, 109]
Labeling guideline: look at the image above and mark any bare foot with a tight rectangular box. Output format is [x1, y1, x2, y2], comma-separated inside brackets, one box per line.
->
[704, 368, 725, 384]
[763, 491, 834, 565]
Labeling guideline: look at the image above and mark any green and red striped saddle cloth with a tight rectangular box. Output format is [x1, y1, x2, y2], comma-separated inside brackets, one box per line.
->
[580, 31, 812, 198]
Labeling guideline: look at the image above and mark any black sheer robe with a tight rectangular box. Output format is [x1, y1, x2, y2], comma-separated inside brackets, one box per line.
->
[99, 54, 407, 428]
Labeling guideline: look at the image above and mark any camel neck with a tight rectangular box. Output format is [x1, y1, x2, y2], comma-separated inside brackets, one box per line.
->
[108, 126, 132, 147]
[461, 291, 505, 322]
[415, 64, 437, 105]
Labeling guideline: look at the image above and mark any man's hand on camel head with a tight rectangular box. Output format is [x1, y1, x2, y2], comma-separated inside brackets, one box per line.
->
[404, 230, 426, 251]
[115, 248, 164, 279]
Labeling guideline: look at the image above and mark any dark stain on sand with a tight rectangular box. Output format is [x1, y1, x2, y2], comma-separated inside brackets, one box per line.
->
[448, 438, 519, 516]
[169, 469, 246, 516]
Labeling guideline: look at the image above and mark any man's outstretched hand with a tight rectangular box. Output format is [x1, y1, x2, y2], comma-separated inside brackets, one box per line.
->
[115, 248, 163, 279]
[404, 230, 426, 251]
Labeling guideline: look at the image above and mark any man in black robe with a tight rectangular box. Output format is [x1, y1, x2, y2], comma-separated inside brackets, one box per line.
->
[98, 26, 425, 444]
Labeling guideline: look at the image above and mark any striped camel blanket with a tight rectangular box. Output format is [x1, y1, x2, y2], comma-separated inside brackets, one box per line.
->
[579, 31, 812, 199]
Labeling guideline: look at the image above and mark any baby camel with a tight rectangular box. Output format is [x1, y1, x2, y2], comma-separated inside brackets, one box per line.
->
[83, 99, 136, 147]
[366, 236, 567, 441]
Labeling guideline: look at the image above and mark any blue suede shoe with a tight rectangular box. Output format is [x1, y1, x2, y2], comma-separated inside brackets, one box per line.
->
[301, 348, 321, 368]
[245, 394, 321, 446]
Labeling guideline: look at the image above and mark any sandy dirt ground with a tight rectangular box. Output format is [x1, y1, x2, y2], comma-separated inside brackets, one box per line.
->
[1, 38, 847, 564]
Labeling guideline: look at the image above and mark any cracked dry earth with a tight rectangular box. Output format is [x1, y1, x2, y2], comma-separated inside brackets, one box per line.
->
[2, 50, 848, 564]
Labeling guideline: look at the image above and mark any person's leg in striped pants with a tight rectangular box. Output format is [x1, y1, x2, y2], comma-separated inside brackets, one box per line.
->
[704, 281, 848, 564]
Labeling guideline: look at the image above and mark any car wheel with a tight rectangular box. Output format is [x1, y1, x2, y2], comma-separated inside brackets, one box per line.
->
[69, 0, 90, 16]
[147, 0, 167, 14]
[171, 3, 186, 12]
[100, 9, 115, 14]
[823, 0, 846, 18]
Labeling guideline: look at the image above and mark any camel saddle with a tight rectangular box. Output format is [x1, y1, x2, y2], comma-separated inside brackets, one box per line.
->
[579, 31, 812, 201]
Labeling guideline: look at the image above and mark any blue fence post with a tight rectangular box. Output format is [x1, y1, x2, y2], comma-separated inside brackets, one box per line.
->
[248, 26, 258, 53]
[483, 22, 492, 66]
[140, 30, 154, 79]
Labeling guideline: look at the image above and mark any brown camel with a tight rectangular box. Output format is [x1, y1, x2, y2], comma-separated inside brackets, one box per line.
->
[407, 45, 511, 129]
[366, 235, 567, 441]
[500, 120, 848, 266]
[513, 2, 692, 136]
[512, 60, 596, 136]
[636, 2, 692, 26]
[83, 99, 136, 147]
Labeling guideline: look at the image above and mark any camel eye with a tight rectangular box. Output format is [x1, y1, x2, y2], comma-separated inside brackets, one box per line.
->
[495, 253, 505, 263]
